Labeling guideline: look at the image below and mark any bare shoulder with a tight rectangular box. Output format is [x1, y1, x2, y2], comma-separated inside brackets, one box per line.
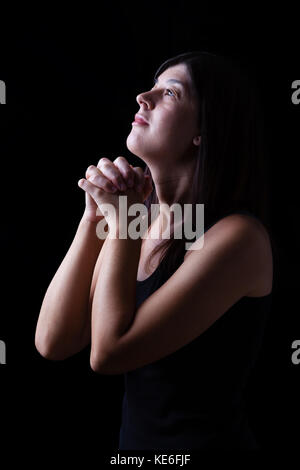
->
[185, 213, 270, 250]
[95, 213, 274, 374]
[184, 213, 273, 296]
[96, 213, 273, 374]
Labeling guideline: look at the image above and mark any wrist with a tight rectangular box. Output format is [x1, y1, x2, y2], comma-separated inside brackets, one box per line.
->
[81, 211, 105, 225]
[79, 214, 106, 236]
[107, 214, 146, 240]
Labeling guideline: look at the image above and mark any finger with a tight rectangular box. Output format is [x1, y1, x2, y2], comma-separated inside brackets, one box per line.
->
[142, 175, 153, 200]
[97, 157, 127, 191]
[113, 156, 135, 188]
[144, 174, 153, 192]
[88, 174, 118, 193]
[85, 166, 118, 193]
[85, 164, 102, 180]
[129, 163, 139, 185]
[131, 167, 145, 192]
[78, 178, 104, 204]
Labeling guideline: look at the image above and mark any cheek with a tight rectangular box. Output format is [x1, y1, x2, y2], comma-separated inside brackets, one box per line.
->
[156, 114, 193, 144]
[155, 112, 185, 137]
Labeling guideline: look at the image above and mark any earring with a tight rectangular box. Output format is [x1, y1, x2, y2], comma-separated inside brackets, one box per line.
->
[193, 136, 201, 146]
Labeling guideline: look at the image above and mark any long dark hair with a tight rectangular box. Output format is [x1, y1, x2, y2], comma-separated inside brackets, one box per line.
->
[142, 51, 278, 284]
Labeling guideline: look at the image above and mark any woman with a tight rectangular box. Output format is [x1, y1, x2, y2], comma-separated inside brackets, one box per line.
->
[35, 51, 275, 450]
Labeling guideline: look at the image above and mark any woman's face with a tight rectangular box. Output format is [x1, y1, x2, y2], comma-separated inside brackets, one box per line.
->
[126, 63, 200, 165]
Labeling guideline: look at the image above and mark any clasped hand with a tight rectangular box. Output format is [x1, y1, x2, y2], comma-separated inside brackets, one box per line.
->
[78, 156, 153, 226]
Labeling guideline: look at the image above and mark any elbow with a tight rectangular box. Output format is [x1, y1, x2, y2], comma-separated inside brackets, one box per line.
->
[34, 333, 69, 361]
[90, 350, 106, 374]
[35, 330, 51, 359]
[35, 339, 55, 360]
[90, 349, 119, 375]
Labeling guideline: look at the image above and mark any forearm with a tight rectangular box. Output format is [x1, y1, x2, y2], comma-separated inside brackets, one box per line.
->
[35, 216, 104, 359]
[90, 229, 142, 365]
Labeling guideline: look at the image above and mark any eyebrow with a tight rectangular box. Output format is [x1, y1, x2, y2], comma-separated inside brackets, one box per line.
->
[153, 77, 186, 90]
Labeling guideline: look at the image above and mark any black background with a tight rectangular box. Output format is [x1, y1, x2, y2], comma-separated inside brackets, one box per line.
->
[0, 4, 299, 458]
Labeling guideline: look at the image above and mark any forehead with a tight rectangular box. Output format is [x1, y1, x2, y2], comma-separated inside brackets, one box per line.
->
[156, 63, 190, 85]
[155, 63, 195, 99]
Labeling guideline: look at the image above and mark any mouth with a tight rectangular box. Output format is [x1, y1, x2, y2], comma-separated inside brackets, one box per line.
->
[132, 114, 149, 126]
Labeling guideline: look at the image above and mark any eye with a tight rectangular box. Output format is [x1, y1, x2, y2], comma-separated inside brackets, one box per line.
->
[165, 88, 176, 97]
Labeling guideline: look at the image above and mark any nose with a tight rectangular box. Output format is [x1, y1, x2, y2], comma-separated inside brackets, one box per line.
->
[136, 90, 153, 109]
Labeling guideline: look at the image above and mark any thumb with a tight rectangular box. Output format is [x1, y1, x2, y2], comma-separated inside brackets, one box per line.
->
[142, 175, 153, 201]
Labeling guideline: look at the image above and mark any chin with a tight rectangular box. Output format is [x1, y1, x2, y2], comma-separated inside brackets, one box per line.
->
[126, 132, 144, 157]
[126, 131, 162, 163]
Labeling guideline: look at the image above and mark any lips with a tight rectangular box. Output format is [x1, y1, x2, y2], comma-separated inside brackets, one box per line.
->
[134, 114, 149, 124]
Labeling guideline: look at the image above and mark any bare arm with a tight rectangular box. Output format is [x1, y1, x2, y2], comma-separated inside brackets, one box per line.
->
[90, 215, 268, 375]
[35, 156, 150, 363]
[35, 215, 107, 360]
[34, 156, 133, 361]
[90, 231, 142, 371]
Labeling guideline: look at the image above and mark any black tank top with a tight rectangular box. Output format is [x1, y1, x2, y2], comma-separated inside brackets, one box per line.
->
[118, 210, 273, 450]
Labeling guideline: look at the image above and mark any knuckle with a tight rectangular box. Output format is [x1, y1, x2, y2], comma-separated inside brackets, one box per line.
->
[105, 181, 113, 190]
[134, 169, 142, 179]
[98, 157, 109, 166]
[85, 165, 95, 176]
[114, 156, 125, 163]
[114, 176, 123, 186]
[89, 174, 98, 183]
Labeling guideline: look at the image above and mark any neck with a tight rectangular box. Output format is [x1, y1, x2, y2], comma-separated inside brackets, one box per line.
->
[145, 158, 197, 238]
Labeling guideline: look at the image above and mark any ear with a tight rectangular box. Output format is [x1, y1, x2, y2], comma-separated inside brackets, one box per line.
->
[193, 135, 201, 146]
